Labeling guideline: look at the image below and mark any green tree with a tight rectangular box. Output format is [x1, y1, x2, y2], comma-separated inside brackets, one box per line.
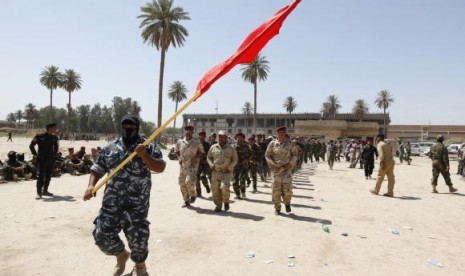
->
[61, 69, 83, 133]
[352, 99, 369, 121]
[39, 65, 63, 122]
[76, 105, 91, 133]
[241, 101, 253, 133]
[6, 113, 16, 127]
[167, 80, 188, 130]
[15, 110, 24, 128]
[138, 0, 190, 135]
[321, 95, 341, 118]
[24, 103, 38, 128]
[283, 96, 298, 128]
[240, 54, 270, 134]
[374, 89, 394, 136]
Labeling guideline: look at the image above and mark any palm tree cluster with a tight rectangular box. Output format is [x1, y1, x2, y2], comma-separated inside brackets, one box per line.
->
[5, 97, 153, 135]
[39, 65, 82, 133]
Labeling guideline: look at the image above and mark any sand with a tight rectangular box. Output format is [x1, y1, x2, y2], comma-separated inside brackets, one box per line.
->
[0, 137, 464, 276]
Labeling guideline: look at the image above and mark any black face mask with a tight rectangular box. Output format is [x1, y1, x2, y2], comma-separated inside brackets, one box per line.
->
[122, 127, 138, 145]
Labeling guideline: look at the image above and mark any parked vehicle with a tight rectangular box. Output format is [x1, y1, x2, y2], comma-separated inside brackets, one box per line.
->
[410, 143, 422, 156]
[418, 142, 435, 156]
[447, 144, 462, 155]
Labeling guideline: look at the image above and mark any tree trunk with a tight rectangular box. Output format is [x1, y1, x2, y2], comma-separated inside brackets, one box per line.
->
[67, 91, 71, 133]
[157, 48, 166, 143]
[253, 80, 257, 134]
[173, 100, 178, 130]
[383, 106, 387, 137]
[49, 88, 53, 122]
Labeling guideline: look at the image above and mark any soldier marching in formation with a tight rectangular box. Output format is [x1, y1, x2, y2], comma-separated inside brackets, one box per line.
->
[232, 132, 251, 199]
[196, 129, 212, 197]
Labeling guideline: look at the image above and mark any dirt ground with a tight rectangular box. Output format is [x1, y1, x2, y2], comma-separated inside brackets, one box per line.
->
[0, 137, 464, 276]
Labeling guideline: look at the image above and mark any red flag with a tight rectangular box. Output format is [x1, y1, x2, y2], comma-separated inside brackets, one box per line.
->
[196, 0, 301, 97]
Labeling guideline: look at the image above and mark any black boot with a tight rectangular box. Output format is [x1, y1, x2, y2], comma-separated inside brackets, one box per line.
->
[190, 196, 196, 203]
[285, 204, 291, 213]
[224, 202, 229, 211]
[205, 185, 211, 193]
[182, 201, 190, 208]
[42, 190, 54, 197]
[35, 188, 42, 200]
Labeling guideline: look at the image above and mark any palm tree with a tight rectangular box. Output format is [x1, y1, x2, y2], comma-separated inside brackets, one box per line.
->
[167, 80, 188, 130]
[138, 0, 190, 135]
[40, 65, 63, 122]
[6, 113, 16, 127]
[283, 96, 298, 128]
[352, 99, 369, 121]
[321, 95, 341, 118]
[61, 69, 82, 133]
[24, 103, 37, 128]
[15, 110, 24, 128]
[241, 101, 254, 133]
[240, 54, 270, 134]
[374, 89, 394, 136]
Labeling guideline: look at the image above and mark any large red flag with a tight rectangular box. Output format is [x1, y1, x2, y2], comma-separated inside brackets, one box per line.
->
[196, 0, 301, 97]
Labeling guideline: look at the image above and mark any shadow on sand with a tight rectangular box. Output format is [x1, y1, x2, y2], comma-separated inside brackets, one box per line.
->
[42, 195, 76, 202]
[188, 206, 265, 221]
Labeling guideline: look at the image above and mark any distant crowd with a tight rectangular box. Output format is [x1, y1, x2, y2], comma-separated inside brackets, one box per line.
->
[0, 146, 101, 183]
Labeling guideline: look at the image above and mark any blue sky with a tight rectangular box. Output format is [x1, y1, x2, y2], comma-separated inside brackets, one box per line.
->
[0, 0, 464, 125]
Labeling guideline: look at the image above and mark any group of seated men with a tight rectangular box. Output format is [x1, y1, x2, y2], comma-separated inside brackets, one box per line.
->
[0, 146, 101, 182]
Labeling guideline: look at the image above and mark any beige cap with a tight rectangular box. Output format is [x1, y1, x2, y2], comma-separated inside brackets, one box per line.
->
[218, 130, 227, 136]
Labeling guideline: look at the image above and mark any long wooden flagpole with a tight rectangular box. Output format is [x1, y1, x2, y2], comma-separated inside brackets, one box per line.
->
[91, 91, 201, 195]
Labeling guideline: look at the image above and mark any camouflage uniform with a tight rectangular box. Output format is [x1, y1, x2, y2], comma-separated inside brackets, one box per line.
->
[91, 136, 163, 263]
[320, 142, 327, 161]
[258, 139, 270, 181]
[404, 142, 412, 165]
[196, 138, 212, 196]
[265, 138, 298, 213]
[313, 141, 321, 162]
[307, 140, 314, 162]
[176, 137, 204, 203]
[429, 140, 453, 187]
[326, 142, 337, 169]
[207, 141, 238, 210]
[233, 141, 251, 198]
[248, 141, 262, 192]
[336, 141, 343, 162]
[2, 151, 24, 181]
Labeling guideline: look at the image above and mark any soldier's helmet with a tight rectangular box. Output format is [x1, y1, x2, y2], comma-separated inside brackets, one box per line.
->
[436, 135, 444, 142]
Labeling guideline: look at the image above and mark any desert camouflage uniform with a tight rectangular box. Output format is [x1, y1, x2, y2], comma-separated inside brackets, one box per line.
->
[265, 138, 298, 212]
[207, 142, 238, 209]
[92, 137, 163, 263]
[176, 137, 204, 201]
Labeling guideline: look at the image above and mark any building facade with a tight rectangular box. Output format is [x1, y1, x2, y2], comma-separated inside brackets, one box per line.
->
[182, 112, 389, 139]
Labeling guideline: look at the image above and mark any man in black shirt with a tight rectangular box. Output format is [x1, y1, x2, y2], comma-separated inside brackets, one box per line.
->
[361, 139, 378, 179]
[30, 123, 59, 199]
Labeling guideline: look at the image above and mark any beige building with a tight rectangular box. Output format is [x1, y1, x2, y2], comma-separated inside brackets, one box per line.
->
[182, 112, 388, 139]
[388, 125, 465, 141]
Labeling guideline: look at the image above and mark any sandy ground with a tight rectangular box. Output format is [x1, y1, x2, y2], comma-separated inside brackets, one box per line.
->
[0, 137, 464, 276]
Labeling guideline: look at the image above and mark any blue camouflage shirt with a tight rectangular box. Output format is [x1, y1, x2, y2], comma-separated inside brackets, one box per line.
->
[91, 136, 163, 208]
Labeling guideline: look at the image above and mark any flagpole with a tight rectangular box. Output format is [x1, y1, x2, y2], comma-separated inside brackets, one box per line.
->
[92, 90, 201, 195]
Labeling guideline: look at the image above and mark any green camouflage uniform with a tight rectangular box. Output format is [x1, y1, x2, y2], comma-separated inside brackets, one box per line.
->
[233, 142, 251, 198]
[429, 141, 453, 186]
[249, 142, 262, 191]
[196, 138, 212, 196]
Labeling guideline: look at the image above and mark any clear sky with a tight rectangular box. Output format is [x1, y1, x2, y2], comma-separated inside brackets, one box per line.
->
[1, 0, 464, 125]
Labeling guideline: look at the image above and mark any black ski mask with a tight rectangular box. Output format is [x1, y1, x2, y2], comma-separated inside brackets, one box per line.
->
[121, 115, 140, 145]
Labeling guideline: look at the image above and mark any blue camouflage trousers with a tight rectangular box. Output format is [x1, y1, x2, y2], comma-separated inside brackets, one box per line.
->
[93, 181, 151, 263]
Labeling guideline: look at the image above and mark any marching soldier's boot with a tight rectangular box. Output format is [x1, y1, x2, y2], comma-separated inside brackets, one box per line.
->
[432, 186, 438, 193]
[42, 189, 54, 196]
[285, 204, 291, 213]
[131, 262, 148, 276]
[113, 249, 130, 276]
[35, 188, 42, 200]
[224, 202, 229, 211]
[449, 185, 458, 193]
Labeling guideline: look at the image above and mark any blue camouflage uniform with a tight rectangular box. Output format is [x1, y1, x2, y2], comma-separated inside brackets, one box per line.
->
[91, 137, 163, 263]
